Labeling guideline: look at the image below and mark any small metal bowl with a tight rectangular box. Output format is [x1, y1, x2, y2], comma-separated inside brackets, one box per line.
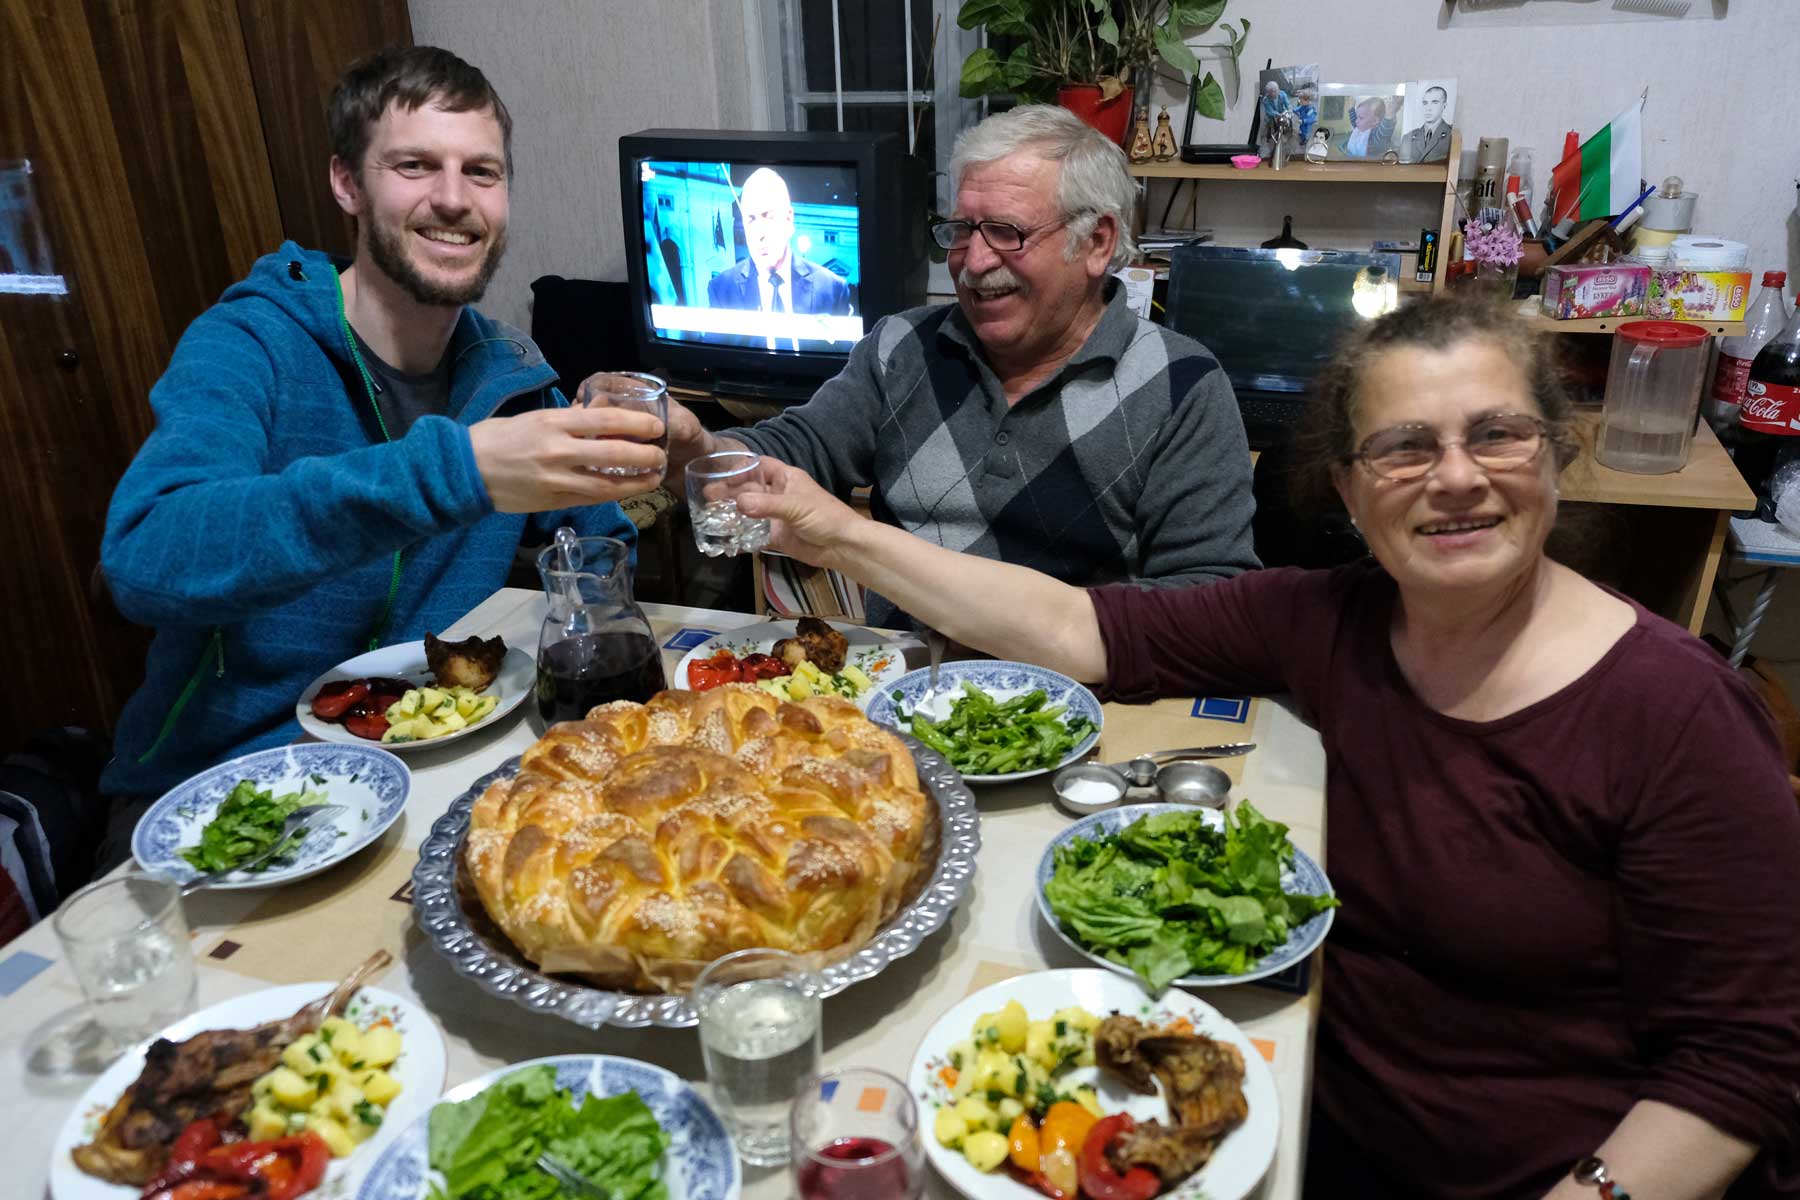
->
[1051, 763, 1130, 814]
[1154, 762, 1231, 808]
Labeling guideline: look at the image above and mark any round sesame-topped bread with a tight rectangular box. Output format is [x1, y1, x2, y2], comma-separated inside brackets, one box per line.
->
[463, 685, 933, 993]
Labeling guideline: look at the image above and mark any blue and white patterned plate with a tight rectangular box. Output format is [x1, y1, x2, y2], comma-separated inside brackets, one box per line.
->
[1035, 803, 1336, 988]
[865, 660, 1104, 784]
[357, 1055, 741, 1200]
[132, 744, 409, 889]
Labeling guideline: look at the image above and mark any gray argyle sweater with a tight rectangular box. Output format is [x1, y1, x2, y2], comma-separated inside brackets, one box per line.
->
[726, 280, 1259, 627]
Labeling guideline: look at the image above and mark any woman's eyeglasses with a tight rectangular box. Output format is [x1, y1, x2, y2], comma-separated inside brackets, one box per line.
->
[1349, 413, 1549, 482]
[929, 216, 1070, 252]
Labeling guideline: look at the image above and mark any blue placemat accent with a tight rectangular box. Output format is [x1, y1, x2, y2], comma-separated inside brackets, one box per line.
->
[0, 949, 53, 997]
[663, 627, 722, 651]
[1192, 695, 1250, 723]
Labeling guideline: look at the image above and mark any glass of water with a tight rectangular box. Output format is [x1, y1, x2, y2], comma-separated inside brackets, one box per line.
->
[694, 947, 823, 1166]
[52, 873, 197, 1051]
[685, 450, 774, 557]
[577, 370, 669, 476]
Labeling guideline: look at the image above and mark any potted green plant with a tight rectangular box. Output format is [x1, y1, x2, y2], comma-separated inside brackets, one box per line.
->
[956, 0, 1244, 143]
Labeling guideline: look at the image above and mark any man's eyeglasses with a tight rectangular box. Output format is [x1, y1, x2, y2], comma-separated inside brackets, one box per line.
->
[1348, 413, 1549, 482]
[929, 216, 1070, 252]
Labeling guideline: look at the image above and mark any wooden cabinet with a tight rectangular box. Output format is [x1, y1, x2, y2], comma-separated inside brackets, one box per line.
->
[0, 0, 409, 746]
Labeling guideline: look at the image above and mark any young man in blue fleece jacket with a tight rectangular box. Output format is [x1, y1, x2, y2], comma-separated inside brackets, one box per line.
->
[98, 47, 666, 844]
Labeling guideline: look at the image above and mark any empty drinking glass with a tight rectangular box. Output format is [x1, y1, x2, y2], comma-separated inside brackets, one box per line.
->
[791, 1067, 925, 1200]
[694, 947, 823, 1166]
[685, 450, 774, 557]
[53, 873, 198, 1050]
[576, 371, 669, 476]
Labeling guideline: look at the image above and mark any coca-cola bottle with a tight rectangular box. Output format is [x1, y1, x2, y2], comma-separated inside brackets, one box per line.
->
[1709, 271, 1790, 444]
[1733, 302, 1800, 519]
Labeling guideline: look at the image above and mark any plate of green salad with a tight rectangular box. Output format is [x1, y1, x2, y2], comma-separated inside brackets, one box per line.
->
[357, 1055, 739, 1200]
[865, 661, 1102, 784]
[1036, 803, 1338, 991]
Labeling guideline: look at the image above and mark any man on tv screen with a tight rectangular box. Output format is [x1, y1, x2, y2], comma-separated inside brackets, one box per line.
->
[706, 167, 851, 318]
[668, 105, 1258, 627]
[94, 46, 663, 860]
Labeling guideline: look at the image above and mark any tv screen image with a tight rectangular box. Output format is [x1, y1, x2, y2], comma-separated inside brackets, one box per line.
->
[639, 159, 863, 353]
[619, 130, 927, 402]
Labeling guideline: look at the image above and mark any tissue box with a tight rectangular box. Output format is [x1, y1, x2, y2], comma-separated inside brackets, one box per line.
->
[1649, 269, 1752, 321]
[1540, 264, 1650, 320]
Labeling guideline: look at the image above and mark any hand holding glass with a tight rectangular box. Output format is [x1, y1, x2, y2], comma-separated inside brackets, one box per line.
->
[694, 947, 823, 1166]
[685, 450, 775, 557]
[576, 371, 669, 476]
[53, 873, 198, 1051]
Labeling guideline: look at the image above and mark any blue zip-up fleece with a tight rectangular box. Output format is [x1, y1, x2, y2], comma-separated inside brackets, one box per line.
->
[101, 242, 636, 798]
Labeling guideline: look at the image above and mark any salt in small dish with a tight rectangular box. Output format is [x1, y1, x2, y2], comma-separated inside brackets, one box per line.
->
[1051, 763, 1129, 814]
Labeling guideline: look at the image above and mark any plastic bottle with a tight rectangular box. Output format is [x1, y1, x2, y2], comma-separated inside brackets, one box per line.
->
[1732, 302, 1800, 519]
[1709, 271, 1791, 438]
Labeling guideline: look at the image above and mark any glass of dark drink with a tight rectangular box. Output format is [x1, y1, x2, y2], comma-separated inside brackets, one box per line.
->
[790, 1067, 923, 1200]
[535, 530, 667, 726]
[576, 370, 669, 476]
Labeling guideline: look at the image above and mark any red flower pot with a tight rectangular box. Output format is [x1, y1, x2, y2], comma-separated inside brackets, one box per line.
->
[1057, 83, 1135, 146]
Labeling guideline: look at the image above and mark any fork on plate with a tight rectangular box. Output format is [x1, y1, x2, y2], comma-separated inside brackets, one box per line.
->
[179, 803, 346, 895]
[537, 1151, 613, 1199]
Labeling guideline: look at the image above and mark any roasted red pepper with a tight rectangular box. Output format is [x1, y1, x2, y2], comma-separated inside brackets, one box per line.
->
[341, 708, 390, 741]
[688, 650, 744, 691]
[1078, 1114, 1161, 1200]
[1006, 1165, 1070, 1199]
[308, 680, 369, 720]
[738, 652, 788, 681]
[140, 1123, 329, 1200]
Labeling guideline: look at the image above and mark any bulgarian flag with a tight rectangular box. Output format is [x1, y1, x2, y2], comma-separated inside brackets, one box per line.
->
[1549, 96, 1644, 224]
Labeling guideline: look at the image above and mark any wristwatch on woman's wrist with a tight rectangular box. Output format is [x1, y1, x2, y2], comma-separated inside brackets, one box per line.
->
[1572, 1156, 1632, 1199]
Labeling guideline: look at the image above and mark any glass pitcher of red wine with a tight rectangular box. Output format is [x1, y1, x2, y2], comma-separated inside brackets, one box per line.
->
[535, 528, 667, 726]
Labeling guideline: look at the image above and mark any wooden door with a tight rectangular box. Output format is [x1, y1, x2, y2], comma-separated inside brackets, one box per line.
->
[0, 0, 409, 747]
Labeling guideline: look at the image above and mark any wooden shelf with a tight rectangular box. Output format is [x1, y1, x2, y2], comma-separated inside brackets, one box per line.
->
[1521, 309, 1745, 338]
[1128, 160, 1450, 184]
[1560, 411, 1754, 511]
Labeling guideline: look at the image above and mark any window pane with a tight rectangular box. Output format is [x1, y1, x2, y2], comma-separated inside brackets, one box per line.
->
[802, 103, 935, 169]
[800, 0, 933, 93]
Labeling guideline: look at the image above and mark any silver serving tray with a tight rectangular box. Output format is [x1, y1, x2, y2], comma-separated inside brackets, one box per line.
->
[412, 733, 980, 1028]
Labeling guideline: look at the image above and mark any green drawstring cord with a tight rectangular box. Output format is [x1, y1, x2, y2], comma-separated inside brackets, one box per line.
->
[137, 628, 224, 764]
[334, 273, 404, 652]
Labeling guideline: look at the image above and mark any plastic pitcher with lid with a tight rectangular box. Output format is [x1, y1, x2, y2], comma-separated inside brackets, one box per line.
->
[1595, 320, 1711, 474]
[534, 527, 666, 727]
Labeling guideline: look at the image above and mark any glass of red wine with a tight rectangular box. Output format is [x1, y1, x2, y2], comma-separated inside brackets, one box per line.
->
[790, 1067, 924, 1200]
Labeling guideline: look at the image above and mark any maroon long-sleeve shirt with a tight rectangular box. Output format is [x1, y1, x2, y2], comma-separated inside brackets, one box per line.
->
[1091, 561, 1800, 1199]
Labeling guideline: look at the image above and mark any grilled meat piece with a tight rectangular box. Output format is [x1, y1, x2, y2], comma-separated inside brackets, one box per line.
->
[426, 631, 507, 693]
[71, 950, 391, 1186]
[1095, 1014, 1249, 1184]
[770, 617, 848, 674]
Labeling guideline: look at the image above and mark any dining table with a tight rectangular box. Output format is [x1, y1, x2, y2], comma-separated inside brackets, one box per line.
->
[1, 588, 1330, 1200]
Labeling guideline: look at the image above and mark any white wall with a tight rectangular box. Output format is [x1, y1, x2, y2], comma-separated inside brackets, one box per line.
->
[411, 0, 1800, 327]
[407, 0, 763, 331]
[1142, 0, 1798, 270]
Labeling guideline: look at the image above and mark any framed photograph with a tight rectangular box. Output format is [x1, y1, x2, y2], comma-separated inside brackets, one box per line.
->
[1397, 79, 1457, 163]
[1252, 63, 1319, 160]
[1314, 82, 1406, 161]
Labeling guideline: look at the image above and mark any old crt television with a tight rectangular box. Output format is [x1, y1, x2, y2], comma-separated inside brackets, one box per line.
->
[619, 129, 928, 401]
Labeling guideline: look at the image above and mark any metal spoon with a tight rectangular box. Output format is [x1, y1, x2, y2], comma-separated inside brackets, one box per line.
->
[180, 804, 346, 895]
[916, 628, 947, 713]
[1103, 743, 1255, 787]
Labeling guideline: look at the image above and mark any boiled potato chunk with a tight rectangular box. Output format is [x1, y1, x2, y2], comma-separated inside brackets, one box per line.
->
[307, 1115, 357, 1158]
[962, 1130, 1009, 1173]
[953, 1095, 997, 1132]
[281, 1035, 327, 1075]
[358, 1069, 402, 1105]
[359, 1025, 402, 1067]
[319, 1017, 362, 1063]
[266, 1066, 317, 1108]
[246, 1100, 287, 1142]
[969, 1048, 1014, 1097]
[326, 1079, 365, 1120]
[933, 1105, 968, 1149]
[993, 1000, 1028, 1053]
[996, 1097, 1025, 1124]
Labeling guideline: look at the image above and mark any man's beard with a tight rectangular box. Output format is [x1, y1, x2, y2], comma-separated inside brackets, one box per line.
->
[365, 215, 507, 307]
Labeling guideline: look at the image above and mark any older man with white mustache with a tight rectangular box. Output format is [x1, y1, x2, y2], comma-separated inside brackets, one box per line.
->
[666, 105, 1257, 627]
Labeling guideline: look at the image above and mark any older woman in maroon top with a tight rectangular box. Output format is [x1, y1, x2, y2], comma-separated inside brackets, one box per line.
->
[733, 298, 1800, 1199]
